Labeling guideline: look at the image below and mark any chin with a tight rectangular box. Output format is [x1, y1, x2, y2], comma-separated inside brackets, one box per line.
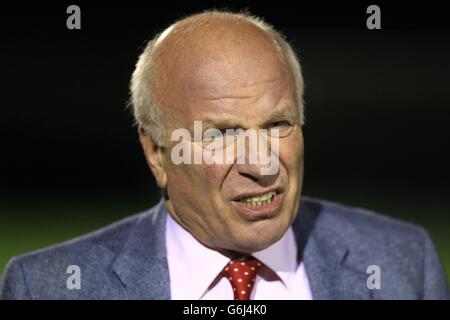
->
[230, 220, 288, 253]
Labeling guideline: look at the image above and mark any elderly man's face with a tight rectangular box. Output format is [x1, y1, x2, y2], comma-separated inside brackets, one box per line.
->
[144, 22, 304, 255]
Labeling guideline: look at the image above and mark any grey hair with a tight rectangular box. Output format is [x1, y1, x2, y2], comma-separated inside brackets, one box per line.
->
[129, 10, 305, 147]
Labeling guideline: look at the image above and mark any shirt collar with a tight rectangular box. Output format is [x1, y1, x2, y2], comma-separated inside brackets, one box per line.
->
[165, 208, 298, 299]
[252, 227, 298, 289]
[165, 210, 229, 299]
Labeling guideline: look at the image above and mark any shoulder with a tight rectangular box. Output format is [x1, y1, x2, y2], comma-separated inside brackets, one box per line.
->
[300, 195, 429, 247]
[299, 196, 449, 299]
[0, 206, 158, 299]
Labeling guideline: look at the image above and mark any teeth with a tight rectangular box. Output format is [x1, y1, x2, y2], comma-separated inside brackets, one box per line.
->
[240, 191, 276, 207]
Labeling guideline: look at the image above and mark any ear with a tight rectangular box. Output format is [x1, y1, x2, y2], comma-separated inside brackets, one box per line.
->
[139, 125, 168, 189]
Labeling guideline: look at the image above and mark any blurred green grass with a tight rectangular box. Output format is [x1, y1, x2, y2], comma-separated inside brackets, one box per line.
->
[0, 194, 159, 276]
[1, 192, 449, 284]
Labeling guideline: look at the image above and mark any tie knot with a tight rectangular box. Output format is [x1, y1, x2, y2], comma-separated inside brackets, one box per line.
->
[223, 257, 262, 300]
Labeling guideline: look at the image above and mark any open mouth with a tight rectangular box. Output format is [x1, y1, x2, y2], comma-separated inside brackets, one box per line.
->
[231, 190, 283, 220]
[238, 191, 277, 207]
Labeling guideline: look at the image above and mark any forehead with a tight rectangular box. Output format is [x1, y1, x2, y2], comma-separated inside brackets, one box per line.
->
[174, 78, 298, 133]
[165, 47, 295, 125]
[153, 17, 295, 117]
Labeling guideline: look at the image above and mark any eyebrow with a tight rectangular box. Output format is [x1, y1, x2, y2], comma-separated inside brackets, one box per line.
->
[202, 104, 298, 129]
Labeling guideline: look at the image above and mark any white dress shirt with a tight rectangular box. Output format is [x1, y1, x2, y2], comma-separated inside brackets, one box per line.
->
[165, 209, 313, 300]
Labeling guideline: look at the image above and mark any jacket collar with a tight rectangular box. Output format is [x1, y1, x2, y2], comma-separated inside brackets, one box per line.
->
[112, 197, 373, 300]
[294, 197, 372, 299]
[112, 199, 170, 299]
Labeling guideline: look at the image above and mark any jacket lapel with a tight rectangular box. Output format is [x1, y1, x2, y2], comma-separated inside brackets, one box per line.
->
[112, 196, 374, 300]
[112, 199, 171, 299]
[294, 197, 373, 300]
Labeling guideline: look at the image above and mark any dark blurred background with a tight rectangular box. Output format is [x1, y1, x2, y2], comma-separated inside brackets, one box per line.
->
[0, 1, 449, 280]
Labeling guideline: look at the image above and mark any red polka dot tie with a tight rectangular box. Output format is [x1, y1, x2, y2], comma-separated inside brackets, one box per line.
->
[223, 257, 262, 300]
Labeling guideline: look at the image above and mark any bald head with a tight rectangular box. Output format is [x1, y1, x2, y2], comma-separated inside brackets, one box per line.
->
[131, 11, 304, 146]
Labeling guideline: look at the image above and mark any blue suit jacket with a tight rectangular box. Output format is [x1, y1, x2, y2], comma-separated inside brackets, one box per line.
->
[1, 196, 448, 299]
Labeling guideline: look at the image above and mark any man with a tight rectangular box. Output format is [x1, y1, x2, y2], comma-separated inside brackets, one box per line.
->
[1, 11, 448, 300]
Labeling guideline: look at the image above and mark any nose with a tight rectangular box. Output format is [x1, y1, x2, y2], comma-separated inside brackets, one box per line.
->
[235, 162, 279, 187]
[234, 132, 280, 185]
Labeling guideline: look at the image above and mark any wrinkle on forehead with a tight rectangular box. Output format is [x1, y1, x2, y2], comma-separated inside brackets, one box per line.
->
[186, 77, 289, 102]
[187, 76, 287, 92]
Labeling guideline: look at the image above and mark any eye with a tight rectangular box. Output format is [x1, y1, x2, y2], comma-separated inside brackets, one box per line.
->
[202, 128, 237, 143]
[219, 128, 236, 135]
[203, 129, 223, 141]
[268, 120, 291, 128]
[266, 120, 294, 137]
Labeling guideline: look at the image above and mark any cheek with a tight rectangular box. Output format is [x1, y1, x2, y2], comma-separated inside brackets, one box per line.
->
[201, 164, 234, 195]
[202, 162, 231, 176]
[167, 161, 230, 194]
[279, 131, 304, 175]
